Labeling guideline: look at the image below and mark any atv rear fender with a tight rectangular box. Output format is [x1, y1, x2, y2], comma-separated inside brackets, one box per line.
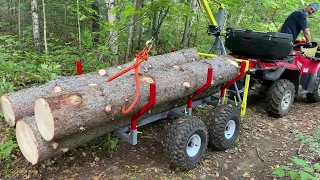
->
[263, 67, 300, 94]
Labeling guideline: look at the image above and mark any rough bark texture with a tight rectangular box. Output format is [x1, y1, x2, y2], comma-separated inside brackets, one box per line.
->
[35, 55, 239, 141]
[1, 48, 199, 126]
[16, 116, 130, 165]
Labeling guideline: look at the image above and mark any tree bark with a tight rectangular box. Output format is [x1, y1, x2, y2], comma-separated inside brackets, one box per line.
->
[31, 0, 41, 53]
[106, 0, 118, 64]
[42, 0, 48, 54]
[1, 48, 199, 126]
[16, 116, 129, 165]
[182, 0, 192, 49]
[34, 55, 239, 141]
[77, 0, 81, 51]
[132, 0, 144, 51]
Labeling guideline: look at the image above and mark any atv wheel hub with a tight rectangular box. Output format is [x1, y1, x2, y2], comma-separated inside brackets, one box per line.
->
[281, 90, 291, 110]
[186, 134, 201, 157]
[225, 120, 236, 139]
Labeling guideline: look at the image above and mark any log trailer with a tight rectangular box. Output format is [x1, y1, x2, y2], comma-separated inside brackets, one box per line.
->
[5, 0, 252, 172]
[108, 0, 251, 171]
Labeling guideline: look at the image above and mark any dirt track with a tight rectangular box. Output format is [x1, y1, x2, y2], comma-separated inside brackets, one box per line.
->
[1, 93, 320, 180]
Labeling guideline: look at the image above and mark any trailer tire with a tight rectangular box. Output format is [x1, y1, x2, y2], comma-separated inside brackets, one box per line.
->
[266, 79, 295, 118]
[165, 116, 208, 171]
[207, 104, 240, 151]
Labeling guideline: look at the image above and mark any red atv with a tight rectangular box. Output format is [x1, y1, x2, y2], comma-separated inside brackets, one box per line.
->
[224, 29, 320, 118]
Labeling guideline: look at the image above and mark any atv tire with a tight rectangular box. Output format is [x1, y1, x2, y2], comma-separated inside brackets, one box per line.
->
[306, 76, 320, 103]
[266, 79, 296, 118]
[165, 116, 208, 171]
[207, 104, 241, 151]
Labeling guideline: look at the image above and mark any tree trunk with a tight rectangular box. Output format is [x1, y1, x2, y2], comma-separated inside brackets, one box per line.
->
[132, 0, 144, 51]
[92, 0, 100, 43]
[182, 0, 192, 49]
[77, 0, 81, 51]
[1, 48, 199, 126]
[42, 0, 48, 54]
[106, 0, 118, 64]
[34, 56, 239, 141]
[16, 116, 130, 165]
[31, 0, 41, 53]
[124, 0, 136, 63]
[18, 0, 21, 44]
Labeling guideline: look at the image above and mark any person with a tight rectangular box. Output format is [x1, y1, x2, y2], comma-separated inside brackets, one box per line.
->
[278, 3, 318, 43]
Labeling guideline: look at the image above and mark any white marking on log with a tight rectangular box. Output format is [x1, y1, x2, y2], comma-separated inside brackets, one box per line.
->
[88, 83, 98, 86]
[53, 86, 62, 93]
[183, 82, 191, 88]
[68, 95, 82, 106]
[172, 65, 181, 71]
[79, 126, 86, 131]
[105, 105, 112, 114]
[0, 95, 15, 126]
[117, 66, 122, 69]
[61, 148, 69, 152]
[34, 98, 55, 141]
[16, 120, 39, 165]
[51, 142, 59, 149]
[98, 69, 107, 76]
[226, 59, 239, 68]
[140, 76, 155, 84]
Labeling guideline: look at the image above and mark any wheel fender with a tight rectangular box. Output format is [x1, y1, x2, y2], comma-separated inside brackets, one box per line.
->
[263, 66, 287, 81]
[307, 71, 320, 92]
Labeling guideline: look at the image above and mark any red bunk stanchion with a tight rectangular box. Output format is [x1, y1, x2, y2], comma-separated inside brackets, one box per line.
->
[76, 60, 83, 75]
[220, 61, 246, 101]
[128, 83, 156, 145]
[130, 83, 156, 130]
[187, 68, 213, 116]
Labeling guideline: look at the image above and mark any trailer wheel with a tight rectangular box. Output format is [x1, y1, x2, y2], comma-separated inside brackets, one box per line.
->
[207, 104, 240, 151]
[266, 79, 295, 118]
[165, 116, 208, 171]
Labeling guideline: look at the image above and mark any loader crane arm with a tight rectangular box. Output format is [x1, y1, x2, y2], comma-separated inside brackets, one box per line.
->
[197, 0, 251, 117]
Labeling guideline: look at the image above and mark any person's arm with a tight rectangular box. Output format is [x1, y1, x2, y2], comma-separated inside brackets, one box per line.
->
[296, 12, 311, 42]
[303, 28, 312, 42]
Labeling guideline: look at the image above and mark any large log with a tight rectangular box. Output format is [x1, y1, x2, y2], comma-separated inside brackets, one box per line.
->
[15, 116, 130, 165]
[34, 56, 240, 141]
[1, 48, 199, 126]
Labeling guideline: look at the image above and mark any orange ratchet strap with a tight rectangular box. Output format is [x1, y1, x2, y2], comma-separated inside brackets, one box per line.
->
[106, 37, 155, 115]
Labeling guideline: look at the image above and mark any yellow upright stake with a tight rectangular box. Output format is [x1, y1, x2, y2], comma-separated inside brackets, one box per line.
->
[200, 0, 218, 26]
[241, 74, 250, 117]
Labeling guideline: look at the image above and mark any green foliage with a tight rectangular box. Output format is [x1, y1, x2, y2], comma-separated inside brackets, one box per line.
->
[273, 157, 320, 180]
[273, 122, 320, 179]
[101, 135, 119, 151]
[0, 128, 19, 179]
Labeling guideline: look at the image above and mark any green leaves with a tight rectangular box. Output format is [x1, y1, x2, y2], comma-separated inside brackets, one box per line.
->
[291, 156, 308, 167]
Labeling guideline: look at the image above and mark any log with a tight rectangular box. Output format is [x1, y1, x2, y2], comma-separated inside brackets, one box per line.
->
[16, 116, 130, 165]
[1, 48, 199, 126]
[34, 55, 240, 141]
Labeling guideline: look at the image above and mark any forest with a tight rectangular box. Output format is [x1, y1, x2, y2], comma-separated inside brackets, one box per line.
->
[1, 0, 320, 179]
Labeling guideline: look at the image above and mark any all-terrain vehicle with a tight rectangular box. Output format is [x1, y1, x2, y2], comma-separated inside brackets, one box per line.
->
[224, 29, 320, 118]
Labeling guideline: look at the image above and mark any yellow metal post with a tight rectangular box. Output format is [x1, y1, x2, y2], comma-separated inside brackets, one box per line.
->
[241, 74, 250, 117]
[199, 0, 218, 26]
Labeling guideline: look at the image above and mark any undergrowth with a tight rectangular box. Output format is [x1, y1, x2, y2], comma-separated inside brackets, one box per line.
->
[272, 121, 320, 180]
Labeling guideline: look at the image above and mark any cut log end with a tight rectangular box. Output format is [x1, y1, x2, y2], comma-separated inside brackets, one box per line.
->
[16, 120, 39, 165]
[34, 98, 55, 141]
[0, 95, 15, 126]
